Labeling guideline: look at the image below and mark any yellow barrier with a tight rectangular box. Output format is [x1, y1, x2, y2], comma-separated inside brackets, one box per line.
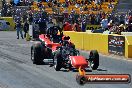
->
[83, 33, 99, 51]
[125, 36, 132, 58]
[82, 33, 108, 54]
[64, 31, 108, 54]
[64, 31, 84, 49]
[0, 17, 15, 31]
[128, 45, 132, 58]
[64, 31, 132, 58]
[100, 34, 108, 54]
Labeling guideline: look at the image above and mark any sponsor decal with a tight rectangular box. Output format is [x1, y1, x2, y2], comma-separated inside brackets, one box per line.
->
[108, 35, 125, 56]
[86, 25, 101, 30]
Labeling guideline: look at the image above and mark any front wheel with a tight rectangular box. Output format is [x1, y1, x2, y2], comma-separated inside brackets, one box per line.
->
[54, 53, 62, 71]
[76, 74, 87, 85]
[89, 50, 99, 70]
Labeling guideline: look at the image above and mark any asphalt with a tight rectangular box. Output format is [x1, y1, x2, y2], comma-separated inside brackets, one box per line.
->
[0, 31, 132, 88]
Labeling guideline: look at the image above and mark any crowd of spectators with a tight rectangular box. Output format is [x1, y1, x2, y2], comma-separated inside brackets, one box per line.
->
[39, 0, 115, 8]
[107, 10, 132, 34]
[1, 1, 13, 17]
[35, 0, 115, 12]
[1, 0, 132, 35]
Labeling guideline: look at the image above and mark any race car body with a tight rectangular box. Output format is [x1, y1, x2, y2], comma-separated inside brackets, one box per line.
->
[39, 34, 61, 52]
[53, 44, 91, 71]
[70, 56, 88, 69]
[31, 26, 99, 71]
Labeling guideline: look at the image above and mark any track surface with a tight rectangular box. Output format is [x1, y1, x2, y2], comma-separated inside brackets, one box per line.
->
[0, 31, 131, 88]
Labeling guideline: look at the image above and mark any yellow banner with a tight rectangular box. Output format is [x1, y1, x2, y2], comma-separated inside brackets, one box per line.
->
[86, 25, 101, 30]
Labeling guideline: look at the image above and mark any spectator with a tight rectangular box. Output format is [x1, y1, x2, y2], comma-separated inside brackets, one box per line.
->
[109, 23, 119, 34]
[114, 14, 120, 23]
[128, 15, 132, 23]
[88, 0, 92, 4]
[128, 10, 132, 16]
[29, 13, 33, 24]
[100, 17, 108, 30]
[47, 18, 54, 28]
[97, 4, 102, 10]
[75, 3, 79, 8]
[23, 14, 28, 23]
[90, 14, 95, 24]
[95, 14, 101, 24]
[94, 0, 98, 5]
[81, 19, 87, 32]
[38, 18, 47, 34]
[15, 21, 24, 39]
[119, 14, 125, 24]
[72, 20, 81, 32]
[125, 14, 129, 25]
[118, 24, 125, 35]
[126, 23, 132, 32]
[108, 20, 113, 29]
[95, 5, 98, 11]
[63, 22, 73, 31]
[23, 21, 29, 38]
[84, 6, 88, 11]
[108, 2, 114, 9]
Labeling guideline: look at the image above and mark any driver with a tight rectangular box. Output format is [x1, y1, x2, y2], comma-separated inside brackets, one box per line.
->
[61, 40, 77, 56]
[61, 36, 75, 49]
[47, 26, 63, 43]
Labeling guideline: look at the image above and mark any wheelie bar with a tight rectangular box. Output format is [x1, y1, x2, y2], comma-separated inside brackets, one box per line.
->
[43, 59, 53, 65]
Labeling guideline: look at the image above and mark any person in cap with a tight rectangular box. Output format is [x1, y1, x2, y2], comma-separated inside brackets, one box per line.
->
[23, 20, 29, 38]
[38, 18, 47, 34]
[118, 24, 125, 35]
[126, 23, 132, 32]
[100, 16, 108, 31]
[15, 21, 24, 39]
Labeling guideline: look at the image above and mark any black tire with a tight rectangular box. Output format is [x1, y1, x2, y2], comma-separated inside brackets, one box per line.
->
[44, 47, 53, 59]
[31, 44, 43, 64]
[89, 50, 99, 70]
[54, 53, 62, 71]
[76, 74, 86, 85]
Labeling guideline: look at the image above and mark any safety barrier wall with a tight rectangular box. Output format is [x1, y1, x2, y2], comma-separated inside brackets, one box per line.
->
[64, 31, 108, 54]
[125, 36, 132, 58]
[83, 33, 108, 55]
[63, 31, 84, 49]
[64, 31, 132, 58]
[0, 17, 15, 31]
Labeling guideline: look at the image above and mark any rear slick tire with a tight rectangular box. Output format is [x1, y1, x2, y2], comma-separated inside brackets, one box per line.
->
[31, 44, 43, 64]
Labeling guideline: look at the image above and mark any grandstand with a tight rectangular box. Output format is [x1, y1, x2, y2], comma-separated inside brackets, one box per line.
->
[0, 0, 119, 16]
[115, 0, 132, 14]
[31, 0, 118, 15]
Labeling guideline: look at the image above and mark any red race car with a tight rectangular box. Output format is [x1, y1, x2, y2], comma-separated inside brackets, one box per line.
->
[31, 26, 99, 71]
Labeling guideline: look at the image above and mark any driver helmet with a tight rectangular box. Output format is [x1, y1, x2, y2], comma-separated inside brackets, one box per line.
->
[62, 36, 70, 40]
[53, 26, 58, 35]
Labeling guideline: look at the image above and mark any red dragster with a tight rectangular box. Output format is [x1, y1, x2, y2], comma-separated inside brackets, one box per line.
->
[31, 26, 99, 71]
